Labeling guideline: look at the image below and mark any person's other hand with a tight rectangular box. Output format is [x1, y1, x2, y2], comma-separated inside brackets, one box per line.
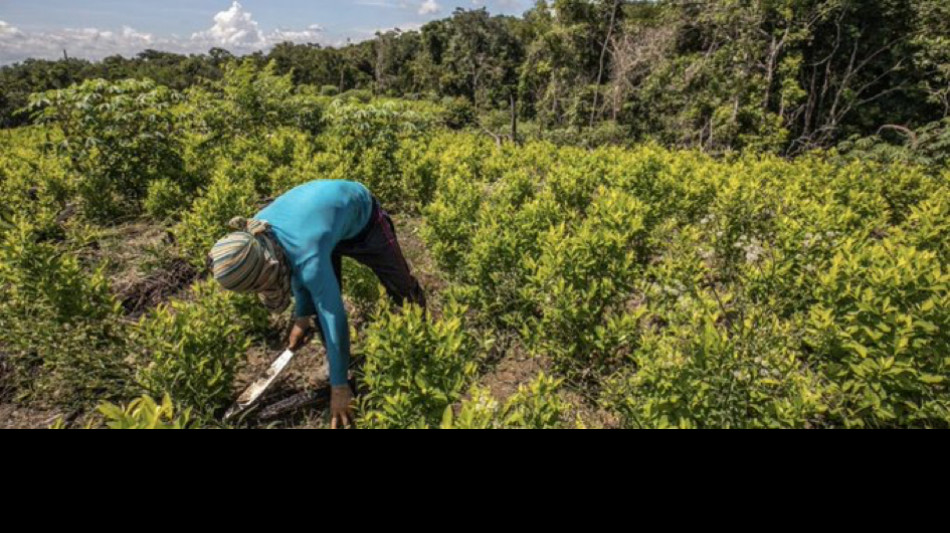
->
[288, 317, 313, 351]
[330, 385, 355, 429]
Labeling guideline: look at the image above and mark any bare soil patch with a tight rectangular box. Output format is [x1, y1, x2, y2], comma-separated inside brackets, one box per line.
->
[0, 404, 62, 429]
[93, 221, 202, 316]
[115, 259, 199, 317]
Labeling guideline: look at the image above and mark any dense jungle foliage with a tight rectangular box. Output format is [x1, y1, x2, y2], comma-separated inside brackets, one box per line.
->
[3, 1, 949, 156]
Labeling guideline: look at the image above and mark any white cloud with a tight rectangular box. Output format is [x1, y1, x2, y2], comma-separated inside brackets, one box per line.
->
[419, 0, 442, 15]
[0, 24, 158, 64]
[0, 3, 326, 65]
[191, 2, 324, 50]
[192, 2, 265, 46]
[269, 27, 324, 43]
[0, 20, 21, 37]
[121, 26, 155, 44]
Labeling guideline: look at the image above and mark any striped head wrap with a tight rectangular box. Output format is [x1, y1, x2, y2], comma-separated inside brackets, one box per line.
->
[209, 217, 292, 314]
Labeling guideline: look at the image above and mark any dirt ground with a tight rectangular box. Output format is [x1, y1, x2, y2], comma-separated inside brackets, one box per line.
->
[475, 341, 618, 429]
[0, 404, 62, 429]
[97, 222, 203, 316]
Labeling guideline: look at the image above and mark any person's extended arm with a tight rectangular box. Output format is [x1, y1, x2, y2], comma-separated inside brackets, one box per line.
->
[301, 263, 348, 386]
[299, 254, 354, 428]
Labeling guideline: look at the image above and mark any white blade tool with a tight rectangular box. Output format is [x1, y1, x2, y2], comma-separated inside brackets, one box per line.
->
[224, 349, 296, 421]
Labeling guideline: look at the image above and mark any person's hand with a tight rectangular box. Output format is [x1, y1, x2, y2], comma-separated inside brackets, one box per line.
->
[288, 317, 313, 351]
[330, 385, 355, 429]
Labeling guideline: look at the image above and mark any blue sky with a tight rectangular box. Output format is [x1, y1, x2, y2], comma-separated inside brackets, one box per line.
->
[0, 1, 534, 64]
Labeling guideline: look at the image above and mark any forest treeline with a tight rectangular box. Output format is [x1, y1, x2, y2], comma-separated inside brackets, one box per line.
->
[2, 1, 948, 154]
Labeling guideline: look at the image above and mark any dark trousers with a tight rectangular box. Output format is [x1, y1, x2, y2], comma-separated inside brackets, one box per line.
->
[331, 199, 426, 310]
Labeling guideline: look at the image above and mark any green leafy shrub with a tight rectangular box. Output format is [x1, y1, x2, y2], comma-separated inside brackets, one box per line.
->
[805, 239, 950, 428]
[358, 302, 484, 429]
[175, 165, 259, 267]
[898, 187, 950, 264]
[0, 128, 74, 238]
[320, 100, 434, 209]
[442, 374, 568, 429]
[523, 189, 650, 374]
[144, 178, 190, 221]
[339, 89, 373, 104]
[457, 179, 562, 324]
[187, 60, 310, 141]
[98, 394, 193, 429]
[393, 138, 444, 211]
[0, 217, 131, 406]
[342, 258, 383, 317]
[422, 164, 488, 274]
[442, 97, 475, 129]
[134, 280, 252, 418]
[28, 79, 184, 221]
[836, 118, 950, 171]
[603, 298, 829, 429]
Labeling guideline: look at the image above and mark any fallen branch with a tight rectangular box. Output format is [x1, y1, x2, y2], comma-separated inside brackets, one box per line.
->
[876, 124, 918, 148]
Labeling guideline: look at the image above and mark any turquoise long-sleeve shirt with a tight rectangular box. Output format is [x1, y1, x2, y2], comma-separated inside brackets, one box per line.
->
[256, 180, 373, 386]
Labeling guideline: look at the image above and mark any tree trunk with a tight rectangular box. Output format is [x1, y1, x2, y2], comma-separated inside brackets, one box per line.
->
[590, 0, 621, 129]
[510, 93, 519, 144]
